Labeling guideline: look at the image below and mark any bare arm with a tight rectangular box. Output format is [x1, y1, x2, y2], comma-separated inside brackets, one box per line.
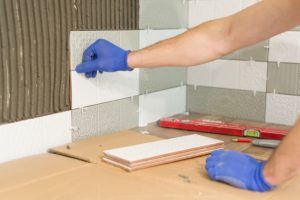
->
[264, 119, 300, 185]
[128, 0, 300, 186]
[128, 0, 300, 68]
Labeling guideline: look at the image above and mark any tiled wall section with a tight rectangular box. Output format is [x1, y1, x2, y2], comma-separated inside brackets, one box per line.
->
[71, 31, 140, 109]
[0, 0, 139, 123]
[0, 112, 71, 163]
[139, 29, 187, 94]
[223, 40, 269, 62]
[139, 0, 188, 29]
[187, 0, 300, 125]
[70, 0, 190, 139]
[70, 30, 187, 139]
[265, 31, 300, 125]
[0, 1, 189, 163]
[0, 25, 188, 162]
[2, 0, 300, 164]
[188, 60, 267, 92]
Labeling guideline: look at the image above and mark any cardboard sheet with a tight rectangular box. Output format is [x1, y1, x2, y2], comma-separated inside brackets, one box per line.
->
[0, 154, 88, 195]
[0, 130, 299, 200]
[49, 130, 161, 163]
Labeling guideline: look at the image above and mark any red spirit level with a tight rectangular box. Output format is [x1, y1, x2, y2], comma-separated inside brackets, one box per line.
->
[157, 117, 290, 140]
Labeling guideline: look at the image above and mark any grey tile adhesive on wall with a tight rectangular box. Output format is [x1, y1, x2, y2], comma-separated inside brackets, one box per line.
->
[187, 86, 266, 122]
[0, 0, 139, 122]
[72, 97, 139, 141]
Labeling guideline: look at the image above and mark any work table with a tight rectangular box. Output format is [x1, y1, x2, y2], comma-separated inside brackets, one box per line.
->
[0, 113, 297, 200]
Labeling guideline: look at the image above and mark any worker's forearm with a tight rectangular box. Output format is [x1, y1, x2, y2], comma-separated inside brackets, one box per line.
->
[227, 0, 300, 50]
[128, 18, 231, 68]
[128, 0, 300, 69]
[264, 118, 300, 185]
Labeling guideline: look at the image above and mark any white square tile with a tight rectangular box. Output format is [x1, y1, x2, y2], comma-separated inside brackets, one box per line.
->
[269, 31, 300, 63]
[188, 0, 258, 28]
[187, 60, 267, 92]
[120, 31, 140, 51]
[71, 72, 100, 109]
[189, 0, 217, 28]
[210, 60, 240, 89]
[70, 31, 140, 109]
[71, 70, 139, 109]
[239, 61, 267, 92]
[0, 112, 71, 163]
[266, 93, 299, 125]
[97, 70, 139, 104]
[187, 64, 212, 87]
[139, 0, 188, 29]
[139, 86, 186, 127]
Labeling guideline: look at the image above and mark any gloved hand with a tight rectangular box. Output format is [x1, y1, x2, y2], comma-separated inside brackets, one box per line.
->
[75, 39, 133, 78]
[205, 150, 274, 192]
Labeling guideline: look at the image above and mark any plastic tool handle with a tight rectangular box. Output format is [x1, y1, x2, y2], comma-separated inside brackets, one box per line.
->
[252, 139, 280, 148]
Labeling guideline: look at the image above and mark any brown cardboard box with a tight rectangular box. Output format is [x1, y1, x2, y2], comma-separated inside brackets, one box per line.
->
[0, 130, 299, 200]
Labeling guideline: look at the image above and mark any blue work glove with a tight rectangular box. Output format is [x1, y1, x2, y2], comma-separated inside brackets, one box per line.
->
[75, 39, 133, 78]
[205, 150, 274, 192]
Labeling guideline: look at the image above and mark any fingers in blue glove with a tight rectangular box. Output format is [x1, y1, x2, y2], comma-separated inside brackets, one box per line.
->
[75, 39, 132, 74]
[91, 71, 97, 78]
[206, 154, 220, 162]
[206, 149, 221, 165]
[207, 167, 217, 181]
[85, 72, 94, 78]
[76, 60, 99, 74]
[82, 45, 96, 62]
[80, 44, 98, 78]
[205, 160, 216, 170]
[85, 71, 97, 78]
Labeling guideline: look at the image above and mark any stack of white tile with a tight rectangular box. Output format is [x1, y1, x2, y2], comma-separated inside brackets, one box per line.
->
[103, 134, 224, 171]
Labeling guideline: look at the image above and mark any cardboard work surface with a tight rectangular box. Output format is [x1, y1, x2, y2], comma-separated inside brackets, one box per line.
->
[0, 115, 299, 200]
